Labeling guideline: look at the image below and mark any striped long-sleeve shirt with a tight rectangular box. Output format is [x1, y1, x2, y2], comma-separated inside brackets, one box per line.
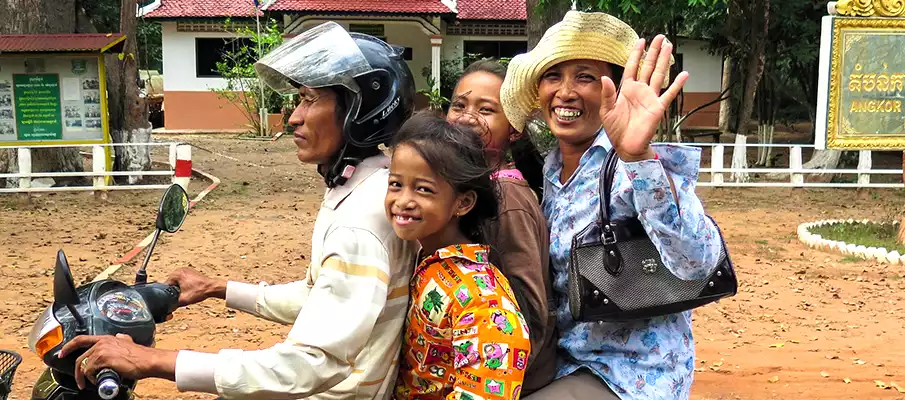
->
[175, 155, 419, 400]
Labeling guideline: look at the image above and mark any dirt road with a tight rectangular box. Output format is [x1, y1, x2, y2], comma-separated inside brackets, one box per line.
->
[1, 136, 903, 400]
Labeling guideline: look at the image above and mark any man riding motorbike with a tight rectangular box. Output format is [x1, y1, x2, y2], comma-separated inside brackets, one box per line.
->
[60, 22, 419, 400]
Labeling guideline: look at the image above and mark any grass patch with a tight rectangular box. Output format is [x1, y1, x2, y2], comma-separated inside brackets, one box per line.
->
[810, 222, 905, 254]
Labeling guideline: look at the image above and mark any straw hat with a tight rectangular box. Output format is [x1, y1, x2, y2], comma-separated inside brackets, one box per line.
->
[501, 10, 673, 132]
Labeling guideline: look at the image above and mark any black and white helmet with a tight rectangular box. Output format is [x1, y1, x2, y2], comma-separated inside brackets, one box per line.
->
[255, 21, 415, 149]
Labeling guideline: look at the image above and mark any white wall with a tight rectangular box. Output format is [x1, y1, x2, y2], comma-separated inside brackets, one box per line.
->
[677, 39, 723, 93]
[295, 20, 433, 90]
[161, 22, 246, 92]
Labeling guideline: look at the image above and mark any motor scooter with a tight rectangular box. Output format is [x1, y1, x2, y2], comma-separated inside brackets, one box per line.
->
[0, 184, 190, 400]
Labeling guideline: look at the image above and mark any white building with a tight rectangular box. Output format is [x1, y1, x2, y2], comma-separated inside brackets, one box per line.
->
[140, 0, 724, 132]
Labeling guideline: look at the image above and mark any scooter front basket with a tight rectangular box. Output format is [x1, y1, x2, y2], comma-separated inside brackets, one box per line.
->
[0, 350, 22, 400]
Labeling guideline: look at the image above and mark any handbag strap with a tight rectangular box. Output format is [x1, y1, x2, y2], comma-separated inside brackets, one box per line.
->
[595, 147, 624, 274]
[597, 147, 620, 234]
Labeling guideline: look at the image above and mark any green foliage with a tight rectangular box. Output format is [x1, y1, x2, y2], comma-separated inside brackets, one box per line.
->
[419, 75, 450, 111]
[212, 19, 291, 137]
[81, 0, 121, 32]
[137, 20, 163, 72]
[77, 0, 163, 71]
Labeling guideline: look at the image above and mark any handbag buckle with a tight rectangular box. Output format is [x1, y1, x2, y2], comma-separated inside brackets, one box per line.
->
[601, 223, 617, 245]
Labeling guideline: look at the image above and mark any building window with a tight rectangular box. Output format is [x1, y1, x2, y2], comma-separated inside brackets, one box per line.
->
[347, 23, 412, 60]
[349, 24, 386, 42]
[463, 40, 527, 60]
[195, 37, 254, 78]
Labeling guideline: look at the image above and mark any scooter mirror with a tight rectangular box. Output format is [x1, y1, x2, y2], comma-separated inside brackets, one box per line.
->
[156, 184, 189, 234]
[53, 250, 80, 306]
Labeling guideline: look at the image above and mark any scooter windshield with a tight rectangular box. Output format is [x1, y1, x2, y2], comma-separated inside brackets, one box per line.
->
[254, 21, 371, 95]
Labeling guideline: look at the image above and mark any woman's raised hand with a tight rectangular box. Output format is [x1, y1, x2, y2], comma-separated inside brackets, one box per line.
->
[599, 34, 688, 162]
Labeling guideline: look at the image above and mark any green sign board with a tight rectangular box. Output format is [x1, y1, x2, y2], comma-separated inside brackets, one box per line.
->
[0, 55, 105, 145]
[820, 17, 905, 149]
[13, 74, 63, 140]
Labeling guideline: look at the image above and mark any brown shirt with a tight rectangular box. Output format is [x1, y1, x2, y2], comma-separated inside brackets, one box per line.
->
[484, 177, 557, 394]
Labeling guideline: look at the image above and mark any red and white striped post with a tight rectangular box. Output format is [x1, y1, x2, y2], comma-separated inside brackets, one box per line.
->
[172, 144, 192, 190]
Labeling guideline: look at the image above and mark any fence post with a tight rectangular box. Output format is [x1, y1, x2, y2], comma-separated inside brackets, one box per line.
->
[857, 150, 872, 186]
[711, 144, 725, 185]
[173, 144, 192, 191]
[169, 143, 177, 170]
[790, 146, 804, 187]
[92, 146, 108, 201]
[17, 147, 31, 190]
[92, 145, 107, 190]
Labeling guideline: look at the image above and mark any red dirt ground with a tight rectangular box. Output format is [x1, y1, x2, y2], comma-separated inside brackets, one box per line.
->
[1, 136, 903, 400]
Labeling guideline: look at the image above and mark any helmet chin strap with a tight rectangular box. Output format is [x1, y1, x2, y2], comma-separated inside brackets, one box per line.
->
[320, 143, 363, 188]
[318, 89, 382, 188]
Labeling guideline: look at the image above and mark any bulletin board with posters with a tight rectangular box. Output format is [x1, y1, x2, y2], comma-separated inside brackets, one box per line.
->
[0, 55, 109, 146]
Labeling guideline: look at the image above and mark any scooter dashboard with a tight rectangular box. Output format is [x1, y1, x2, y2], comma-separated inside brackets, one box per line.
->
[96, 291, 152, 324]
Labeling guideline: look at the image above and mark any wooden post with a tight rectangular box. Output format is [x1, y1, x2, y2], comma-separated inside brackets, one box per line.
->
[92, 145, 108, 201]
[711, 144, 725, 185]
[790, 146, 804, 187]
[17, 147, 31, 190]
[856, 150, 872, 200]
[898, 151, 905, 245]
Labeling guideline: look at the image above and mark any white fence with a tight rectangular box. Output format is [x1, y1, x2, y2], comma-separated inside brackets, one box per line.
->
[0, 142, 191, 194]
[684, 142, 904, 189]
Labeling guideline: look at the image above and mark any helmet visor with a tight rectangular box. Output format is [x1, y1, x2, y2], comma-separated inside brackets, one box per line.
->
[254, 22, 371, 95]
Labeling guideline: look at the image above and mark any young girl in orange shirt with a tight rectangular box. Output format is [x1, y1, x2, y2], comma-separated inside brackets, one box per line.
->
[387, 112, 531, 400]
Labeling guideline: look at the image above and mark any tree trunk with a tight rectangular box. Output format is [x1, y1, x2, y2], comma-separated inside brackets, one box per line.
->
[107, 0, 151, 184]
[730, 133, 750, 183]
[526, 0, 569, 50]
[736, 0, 770, 139]
[802, 149, 842, 182]
[0, 0, 92, 187]
[719, 56, 733, 134]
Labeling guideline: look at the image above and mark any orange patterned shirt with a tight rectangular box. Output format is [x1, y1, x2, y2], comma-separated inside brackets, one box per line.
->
[394, 244, 531, 400]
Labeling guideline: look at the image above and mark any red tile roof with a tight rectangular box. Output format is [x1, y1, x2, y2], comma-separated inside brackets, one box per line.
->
[0, 34, 126, 53]
[267, 0, 451, 14]
[457, 0, 526, 20]
[141, 0, 529, 19]
[144, 0, 263, 18]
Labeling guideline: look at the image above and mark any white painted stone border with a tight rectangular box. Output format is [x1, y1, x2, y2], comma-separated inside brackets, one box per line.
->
[797, 219, 904, 264]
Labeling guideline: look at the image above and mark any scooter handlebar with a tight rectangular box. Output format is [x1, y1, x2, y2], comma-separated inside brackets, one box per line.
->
[96, 368, 121, 400]
[132, 283, 181, 323]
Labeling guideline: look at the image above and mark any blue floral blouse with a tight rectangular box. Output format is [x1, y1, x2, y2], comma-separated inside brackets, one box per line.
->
[543, 130, 721, 400]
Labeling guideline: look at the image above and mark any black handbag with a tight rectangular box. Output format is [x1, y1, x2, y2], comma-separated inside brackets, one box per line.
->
[567, 148, 738, 322]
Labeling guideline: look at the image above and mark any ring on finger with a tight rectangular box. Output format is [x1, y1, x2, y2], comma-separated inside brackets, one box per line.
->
[81, 357, 89, 371]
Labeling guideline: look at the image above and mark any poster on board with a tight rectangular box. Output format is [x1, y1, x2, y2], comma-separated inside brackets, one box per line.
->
[0, 56, 105, 144]
[0, 78, 13, 141]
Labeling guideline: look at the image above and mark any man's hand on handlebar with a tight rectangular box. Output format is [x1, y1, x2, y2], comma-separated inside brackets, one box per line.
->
[165, 267, 227, 307]
[58, 334, 177, 389]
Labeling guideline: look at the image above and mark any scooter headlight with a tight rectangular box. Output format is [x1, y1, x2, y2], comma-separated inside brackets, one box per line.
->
[27, 305, 64, 358]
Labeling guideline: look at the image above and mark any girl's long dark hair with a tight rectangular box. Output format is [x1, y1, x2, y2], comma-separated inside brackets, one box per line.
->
[391, 111, 499, 244]
[458, 59, 545, 201]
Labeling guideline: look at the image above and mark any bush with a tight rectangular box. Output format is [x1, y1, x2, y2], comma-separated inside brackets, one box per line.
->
[212, 19, 293, 137]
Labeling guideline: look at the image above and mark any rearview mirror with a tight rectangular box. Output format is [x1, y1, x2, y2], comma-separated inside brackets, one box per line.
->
[53, 250, 79, 306]
[156, 184, 189, 234]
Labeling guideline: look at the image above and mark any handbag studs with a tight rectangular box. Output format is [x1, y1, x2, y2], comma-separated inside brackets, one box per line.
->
[641, 259, 658, 274]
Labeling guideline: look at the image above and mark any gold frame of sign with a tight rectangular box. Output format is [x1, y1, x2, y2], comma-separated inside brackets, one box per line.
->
[826, 17, 905, 150]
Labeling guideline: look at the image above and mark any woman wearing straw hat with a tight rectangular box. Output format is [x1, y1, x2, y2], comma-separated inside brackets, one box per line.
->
[501, 11, 722, 400]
